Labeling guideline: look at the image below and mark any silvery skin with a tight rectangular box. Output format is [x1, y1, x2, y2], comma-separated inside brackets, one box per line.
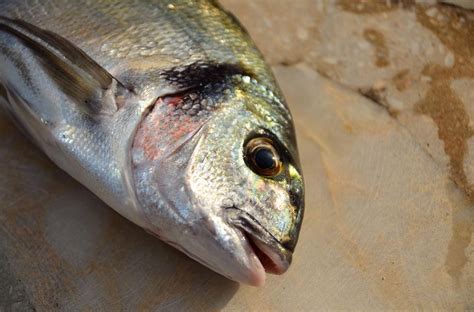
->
[0, 0, 304, 286]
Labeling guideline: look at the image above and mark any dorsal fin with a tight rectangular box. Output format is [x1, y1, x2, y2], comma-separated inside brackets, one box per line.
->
[0, 17, 130, 116]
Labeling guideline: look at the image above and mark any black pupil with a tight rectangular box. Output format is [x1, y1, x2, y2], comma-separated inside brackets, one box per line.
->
[254, 148, 276, 170]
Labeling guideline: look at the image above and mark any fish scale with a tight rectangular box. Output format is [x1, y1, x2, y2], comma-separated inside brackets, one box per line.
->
[2, 0, 275, 92]
[0, 0, 304, 286]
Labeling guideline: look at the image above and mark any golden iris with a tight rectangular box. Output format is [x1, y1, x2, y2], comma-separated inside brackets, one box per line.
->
[245, 138, 282, 177]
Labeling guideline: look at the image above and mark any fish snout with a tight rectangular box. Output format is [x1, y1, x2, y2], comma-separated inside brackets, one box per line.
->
[227, 207, 293, 275]
[282, 177, 304, 252]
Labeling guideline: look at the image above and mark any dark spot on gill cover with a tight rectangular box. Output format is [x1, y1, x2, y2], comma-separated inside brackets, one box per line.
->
[161, 61, 251, 90]
[414, 5, 474, 286]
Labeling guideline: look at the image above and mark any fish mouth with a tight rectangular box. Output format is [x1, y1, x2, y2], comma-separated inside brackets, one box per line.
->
[244, 230, 291, 275]
[226, 207, 292, 277]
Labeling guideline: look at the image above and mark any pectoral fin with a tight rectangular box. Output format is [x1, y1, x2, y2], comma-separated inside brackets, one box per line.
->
[0, 17, 131, 116]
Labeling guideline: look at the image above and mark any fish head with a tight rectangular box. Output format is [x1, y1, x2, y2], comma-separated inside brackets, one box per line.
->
[133, 76, 304, 286]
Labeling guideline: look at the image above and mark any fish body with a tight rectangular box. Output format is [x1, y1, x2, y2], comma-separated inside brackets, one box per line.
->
[0, 0, 304, 286]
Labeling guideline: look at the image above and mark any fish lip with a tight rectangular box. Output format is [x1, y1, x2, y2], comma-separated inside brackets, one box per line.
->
[225, 206, 292, 275]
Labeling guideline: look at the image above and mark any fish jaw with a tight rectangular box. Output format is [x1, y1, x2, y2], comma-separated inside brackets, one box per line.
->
[141, 202, 268, 286]
[189, 216, 269, 287]
[226, 206, 293, 275]
[172, 209, 294, 286]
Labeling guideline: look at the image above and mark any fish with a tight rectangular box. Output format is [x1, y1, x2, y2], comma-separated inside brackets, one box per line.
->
[0, 0, 304, 286]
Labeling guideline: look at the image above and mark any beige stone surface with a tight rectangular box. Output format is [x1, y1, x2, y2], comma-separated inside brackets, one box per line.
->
[222, 0, 474, 198]
[1, 0, 473, 310]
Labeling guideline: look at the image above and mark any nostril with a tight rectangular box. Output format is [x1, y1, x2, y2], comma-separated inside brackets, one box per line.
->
[289, 191, 300, 208]
[289, 185, 302, 209]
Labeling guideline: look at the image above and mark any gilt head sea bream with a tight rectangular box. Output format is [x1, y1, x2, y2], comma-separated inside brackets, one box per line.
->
[0, 0, 304, 285]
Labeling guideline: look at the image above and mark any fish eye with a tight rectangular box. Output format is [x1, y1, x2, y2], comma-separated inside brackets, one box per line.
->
[244, 137, 283, 177]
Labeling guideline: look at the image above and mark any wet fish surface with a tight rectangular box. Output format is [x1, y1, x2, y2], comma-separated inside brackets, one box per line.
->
[0, 0, 304, 286]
